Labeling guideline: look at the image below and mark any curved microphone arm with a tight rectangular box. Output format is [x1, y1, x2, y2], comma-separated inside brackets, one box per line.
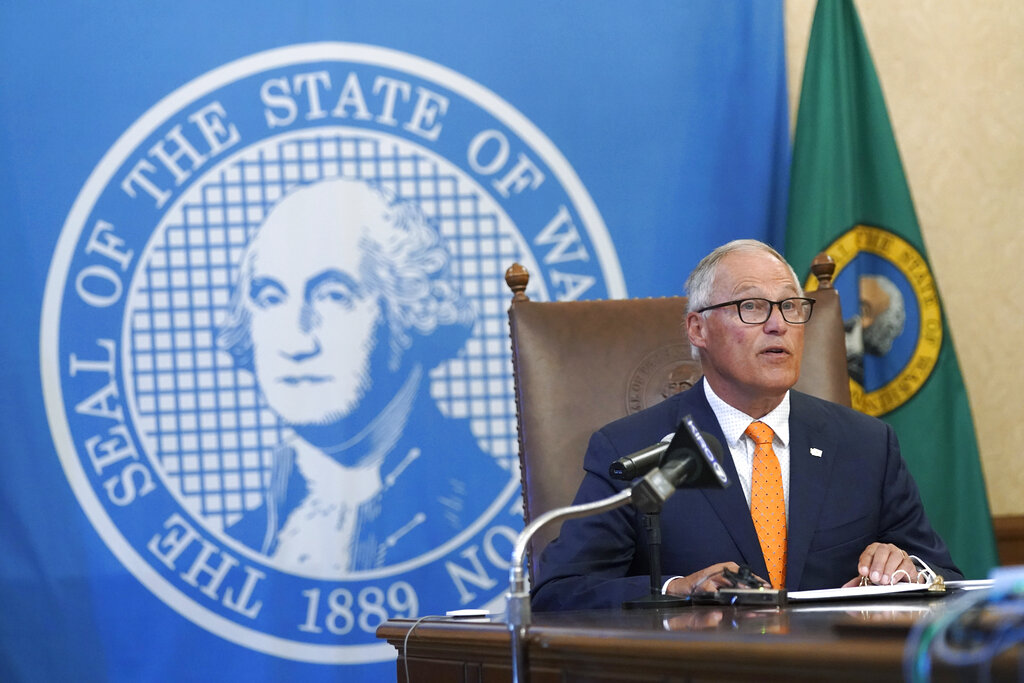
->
[505, 416, 728, 682]
[509, 489, 634, 594]
[506, 488, 634, 683]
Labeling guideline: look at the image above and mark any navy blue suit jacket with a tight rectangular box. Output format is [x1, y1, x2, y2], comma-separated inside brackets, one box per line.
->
[531, 381, 961, 611]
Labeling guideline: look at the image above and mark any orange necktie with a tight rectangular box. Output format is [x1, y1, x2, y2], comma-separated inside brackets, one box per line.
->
[745, 421, 787, 589]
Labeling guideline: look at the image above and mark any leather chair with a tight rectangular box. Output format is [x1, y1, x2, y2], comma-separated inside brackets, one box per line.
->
[505, 255, 850, 581]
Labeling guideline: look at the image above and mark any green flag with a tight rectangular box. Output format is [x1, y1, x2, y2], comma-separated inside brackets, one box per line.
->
[786, 0, 996, 578]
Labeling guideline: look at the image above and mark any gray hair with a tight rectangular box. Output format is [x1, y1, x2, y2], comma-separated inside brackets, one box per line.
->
[217, 178, 474, 372]
[684, 239, 801, 360]
[684, 239, 801, 313]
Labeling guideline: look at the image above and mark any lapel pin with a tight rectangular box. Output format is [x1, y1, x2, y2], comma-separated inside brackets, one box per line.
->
[810, 448, 823, 458]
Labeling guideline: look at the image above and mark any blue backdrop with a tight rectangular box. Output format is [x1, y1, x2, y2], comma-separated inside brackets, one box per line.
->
[0, 2, 789, 681]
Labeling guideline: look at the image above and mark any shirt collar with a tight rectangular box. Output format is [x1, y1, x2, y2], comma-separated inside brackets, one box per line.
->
[702, 380, 791, 448]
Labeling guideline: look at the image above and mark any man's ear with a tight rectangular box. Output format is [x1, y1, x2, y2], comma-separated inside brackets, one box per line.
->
[685, 311, 708, 352]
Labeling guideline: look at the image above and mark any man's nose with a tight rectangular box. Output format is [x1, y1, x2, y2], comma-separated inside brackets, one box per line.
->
[762, 304, 788, 332]
[278, 304, 322, 361]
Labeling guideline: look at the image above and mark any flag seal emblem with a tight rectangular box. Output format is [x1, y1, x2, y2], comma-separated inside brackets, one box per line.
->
[808, 224, 942, 417]
[41, 42, 622, 664]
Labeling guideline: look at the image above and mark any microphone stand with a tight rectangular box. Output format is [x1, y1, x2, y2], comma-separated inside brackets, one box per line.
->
[507, 489, 632, 683]
[621, 457, 697, 609]
[506, 463, 688, 683]
[621, 511, 689, 609]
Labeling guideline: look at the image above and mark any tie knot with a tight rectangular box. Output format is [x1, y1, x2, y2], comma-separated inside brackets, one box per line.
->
[745, 421, 774, 446]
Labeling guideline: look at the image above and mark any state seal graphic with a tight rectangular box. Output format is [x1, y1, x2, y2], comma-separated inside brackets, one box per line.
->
[808, 224, 942, 417]
[41, 43, 623, 663]
[626, 345, 701, 415]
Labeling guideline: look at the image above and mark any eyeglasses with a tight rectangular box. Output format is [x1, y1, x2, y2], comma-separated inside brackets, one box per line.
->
[697, 297, 815, 325]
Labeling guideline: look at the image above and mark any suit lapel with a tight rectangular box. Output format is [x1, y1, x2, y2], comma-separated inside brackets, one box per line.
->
[678, 384, 769, 579]
[784, 392, 838, 589]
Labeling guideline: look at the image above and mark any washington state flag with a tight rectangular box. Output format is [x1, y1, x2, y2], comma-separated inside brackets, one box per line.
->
[785, 0, 997, 578]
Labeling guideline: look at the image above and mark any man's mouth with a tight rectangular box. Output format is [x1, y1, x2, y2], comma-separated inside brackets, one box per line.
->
[278, 375, 333, 385]
[760, 346, 789, 356]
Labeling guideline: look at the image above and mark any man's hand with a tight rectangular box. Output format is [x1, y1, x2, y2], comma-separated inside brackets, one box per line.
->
[842, 542, 918, 587]
[665, 562, 768, 596]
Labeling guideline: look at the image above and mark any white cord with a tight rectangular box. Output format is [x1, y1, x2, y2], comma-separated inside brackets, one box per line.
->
[401, 615, 447, 683]
[907, 554, 939, 585]
[891, 569, 911, 584]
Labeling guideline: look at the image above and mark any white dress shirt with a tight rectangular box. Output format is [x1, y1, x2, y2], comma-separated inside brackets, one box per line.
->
[702, 381, 791, 516]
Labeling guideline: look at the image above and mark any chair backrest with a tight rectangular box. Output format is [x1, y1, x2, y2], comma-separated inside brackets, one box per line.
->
[506, 255, 850, 580]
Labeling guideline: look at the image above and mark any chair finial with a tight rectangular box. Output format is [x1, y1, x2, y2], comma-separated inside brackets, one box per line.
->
[505, 263, 531, 302]
[810, 252, 836, 290]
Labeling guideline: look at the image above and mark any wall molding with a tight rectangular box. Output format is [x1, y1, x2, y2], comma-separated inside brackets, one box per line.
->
[994, 514, 1024, 567]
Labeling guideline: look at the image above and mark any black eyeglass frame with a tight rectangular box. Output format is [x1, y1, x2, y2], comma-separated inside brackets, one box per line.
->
[696, 297, 816, 325]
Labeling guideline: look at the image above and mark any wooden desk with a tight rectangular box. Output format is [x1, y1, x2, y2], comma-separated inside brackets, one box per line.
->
[378, 595, 1017, 682]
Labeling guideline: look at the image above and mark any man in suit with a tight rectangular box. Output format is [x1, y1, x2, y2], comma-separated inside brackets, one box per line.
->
[532, 239, 960, 611]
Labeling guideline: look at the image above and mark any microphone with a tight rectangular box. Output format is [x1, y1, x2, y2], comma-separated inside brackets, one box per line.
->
[623, 416, 731, 609]
[630, 415, 730, 513]
[660, 427, 727, 489]
[609, 433, 675, 480]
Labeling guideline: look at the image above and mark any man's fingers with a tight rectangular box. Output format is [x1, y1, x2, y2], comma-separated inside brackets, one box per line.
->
[881, 548, 906, 584]
[678, 562, 779, 594]
[865, 543, 893, 584]
[859, 543, 916, 585]
[706, 572, 738, 590]
[688, 562, 743, 593]
[891, 555, 918, 584]
[857, 542, 880, 578]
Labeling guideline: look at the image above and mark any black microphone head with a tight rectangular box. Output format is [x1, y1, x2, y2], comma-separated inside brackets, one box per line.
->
[660, 416, 730, 490]
[693, 431, 730, 488]
[608, 434, 673, 480]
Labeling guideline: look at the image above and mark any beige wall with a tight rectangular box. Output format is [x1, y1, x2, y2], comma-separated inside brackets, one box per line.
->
[784, 0, 1024, 516]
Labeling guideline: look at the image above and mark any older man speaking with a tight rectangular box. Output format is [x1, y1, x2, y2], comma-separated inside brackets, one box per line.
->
[532, 239, 959, 611]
